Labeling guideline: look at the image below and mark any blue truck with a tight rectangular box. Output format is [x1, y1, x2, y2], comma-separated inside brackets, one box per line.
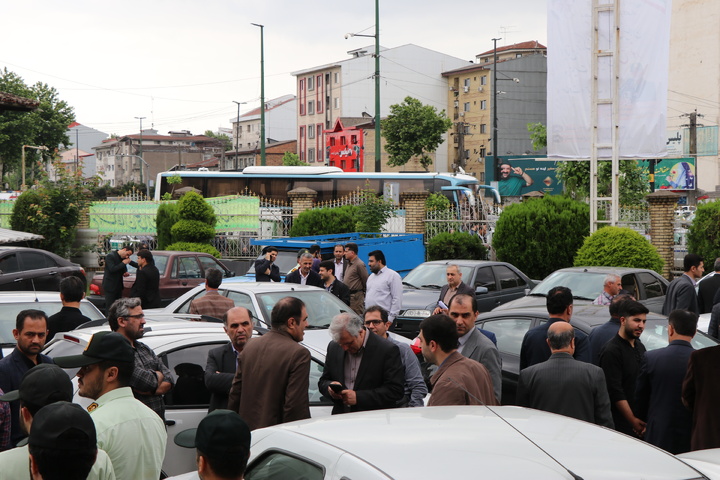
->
[239, 232, 426, 281]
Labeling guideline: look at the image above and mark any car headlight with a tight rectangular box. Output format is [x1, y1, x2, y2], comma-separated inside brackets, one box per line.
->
[401, 309, 432, 318]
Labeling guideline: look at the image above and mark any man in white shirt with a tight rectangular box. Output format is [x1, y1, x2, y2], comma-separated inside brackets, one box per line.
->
[365, 250, 403, 322]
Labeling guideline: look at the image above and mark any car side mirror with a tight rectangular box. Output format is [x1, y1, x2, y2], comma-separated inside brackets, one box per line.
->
[475, 286, 489, 295]
[524, 288, 531, 296]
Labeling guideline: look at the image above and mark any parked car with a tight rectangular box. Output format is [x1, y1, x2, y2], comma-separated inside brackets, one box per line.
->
[0, 292, 104, 357]
[492, 266, 669, 314]
[472, 304, 718, 405]
[391, 260, 537, 339]
[0, 246, 86, 292]
[44, 319, 412, 476]
[145, 282, 360, 327]
[167, 406, 720, 479]
[88, 251, 234, 311]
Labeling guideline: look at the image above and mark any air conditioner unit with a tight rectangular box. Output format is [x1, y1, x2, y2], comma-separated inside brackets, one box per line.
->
[454, 101, 459, 107]
[478, 86, 484, 92]
[460, 112, 465, 117]
[463, 86, 469, 93]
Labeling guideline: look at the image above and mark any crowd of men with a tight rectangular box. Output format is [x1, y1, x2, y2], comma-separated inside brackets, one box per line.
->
[1, 246, 720, 478]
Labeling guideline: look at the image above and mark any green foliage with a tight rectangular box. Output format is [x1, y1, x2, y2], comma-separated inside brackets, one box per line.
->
[282, 152, 308, 166]
[203, 130, 233, 151]
[574, 226, 663, 274]
[156, 202, 179, 250]
[177, 192, 216, 226]
[171, 219, 216, 243]
[427, 232, 487, 261]
[556, 160, 648, 206]
[165, 242, 221, 258]
[688, 200, 720, 262]
[10, 189, 41, 233]
[527, 122, 547, 151]
[494, 196, 590, 279]
[355, 188, 395, 232]
[425, 193, 451, 211]
[290, 205, 358, 237]
[381, 96, 453, 171]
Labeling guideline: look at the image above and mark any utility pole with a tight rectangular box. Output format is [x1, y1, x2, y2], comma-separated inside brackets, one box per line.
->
[232, 101, 246, 169]
[251, 23, 266, 166]
[491, 37, 501, 182]
[135, 116, 146, 185]
[374, 0, 381, 173]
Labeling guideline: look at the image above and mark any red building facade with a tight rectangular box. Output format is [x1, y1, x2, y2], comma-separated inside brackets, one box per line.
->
[325, 119, 365, 172]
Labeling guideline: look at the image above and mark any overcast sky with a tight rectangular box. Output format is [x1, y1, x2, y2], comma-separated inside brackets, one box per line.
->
[1, 1, 547, 139]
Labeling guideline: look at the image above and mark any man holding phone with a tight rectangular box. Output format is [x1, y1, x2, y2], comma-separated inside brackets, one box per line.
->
[255, 247, 280, 282]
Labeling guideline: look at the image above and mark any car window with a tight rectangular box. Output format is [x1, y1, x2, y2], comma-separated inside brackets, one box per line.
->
[20, 252, 55, 270]
[474, 267, 496, 292]
[637, 272, 665, 298]
[175, 257, 202, 279]
[154, 255, 169, 274]
[309, 358, 330, 404]
[0, 254, 20, 274]
[256, 290, 358, 328]
[163, 342, 223, 408]
[174, 290, 205, 314]
[480, 318, 533, 356]
[530, 271, 604, 300]
[198, 256, 226, 276]
[245, 451, 324, 480]
[621, 274, 638, 299]
[225, 291, 259, 321]
[494, 265, 524, 289]
[402, 264, 473, 289]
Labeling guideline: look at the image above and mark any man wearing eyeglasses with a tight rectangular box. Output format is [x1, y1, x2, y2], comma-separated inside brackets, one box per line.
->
[108, 297, 174, 419]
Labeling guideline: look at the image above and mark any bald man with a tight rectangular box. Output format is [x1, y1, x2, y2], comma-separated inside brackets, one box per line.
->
[517, 322, 613, 427]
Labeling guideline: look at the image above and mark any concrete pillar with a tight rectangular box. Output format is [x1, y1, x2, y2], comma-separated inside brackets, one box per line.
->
[288, 187, 317, 219]
[401, 191, 430, 235]
[646, 190, 679, 280]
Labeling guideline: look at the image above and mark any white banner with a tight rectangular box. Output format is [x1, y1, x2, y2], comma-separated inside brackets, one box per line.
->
[547, 0, 672, 159]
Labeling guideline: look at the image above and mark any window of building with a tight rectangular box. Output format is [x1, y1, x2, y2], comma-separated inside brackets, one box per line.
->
[308, 125, 315, 139]
[334, 72, 339, 84]
[479, 147, 486, 158]
[299, 126, 305, 140]
[464, 78, 471, 88]
[463, 102, 471, 112]
[317, 74, 322, 89]
[330, 137, 336, 146]
[300, 149, 305, 161]
[340, 136, 347, 145]
[317, 100, 322, 113]
[480, 100, 487, 110]
[317, 148, 322, 162]
[516, 53, 523, 58]
[463, 125, 470, 135]
[480, 124, 487, 134]
[480, 76, 487, 85]
[308, 147, 315, 162]
[351, 135, 358, 145]
[307, 76, 314, 90]
[299, 78, 305, 91]
[334, 97, 339, 109]
[247, 125, 251, 132]
[317, 124, 323, 139]
[464, 149, 470, 159]
[308, 101, 314, 115]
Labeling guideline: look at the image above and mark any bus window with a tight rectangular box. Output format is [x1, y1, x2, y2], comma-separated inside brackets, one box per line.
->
[336, 179, 381, 198]
[246, 178, 292, 200]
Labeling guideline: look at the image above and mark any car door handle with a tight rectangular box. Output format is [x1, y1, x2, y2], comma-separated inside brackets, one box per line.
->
[13, 278, 23, 282]
[48, 271, 58, 276]
[165, 419, 176, 426]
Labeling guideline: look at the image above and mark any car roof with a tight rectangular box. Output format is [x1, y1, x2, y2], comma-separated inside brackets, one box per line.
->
[416, 260, 513, 267]
[551, 266, 659, 275]
[251, 406, 706, 479]
[212, 280, 327, 293]
[0, 291, 90, 302]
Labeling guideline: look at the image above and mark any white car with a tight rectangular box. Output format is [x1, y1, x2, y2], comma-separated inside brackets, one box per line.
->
[169, 406, 720, 479]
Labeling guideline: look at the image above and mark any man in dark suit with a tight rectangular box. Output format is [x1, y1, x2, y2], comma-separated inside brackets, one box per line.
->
[520, 286, 590, 370]
[102, 245, 136, 309]
[636, 309, 696, 454]
[318, 260, 350, 305]
[432, 264, 475, 315]
[517, 321, 613, 427]
[319, 313, 404, 414]
[229, 297, 311, 430]
[0, 310, 53, 446]
[47, 276, 91, 341]
[130, 249, 161, 309]
[285, 252, 323, 287]
[698, 258, 720, 313]
[587, 294, 633, 365]
[254, 246, 280, 282]
[682, 343, 720, 451]
[662, 253, 704, 315]
[205, 307, 253, 411]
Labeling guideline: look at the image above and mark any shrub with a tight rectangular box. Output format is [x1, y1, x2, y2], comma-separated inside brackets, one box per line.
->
[425, 193, 451, 211]
[165, 242, 221, 258]
[687, 200, 720, 262]
[493, 196, 590, 279]
[355, 189, 395, 232]
[290, 205, 358, 237]
[10, 190, 42, 234]
[427, 232, 487, 261]
[177, 192, 216, 226]
[156, 202, 179, 250]
[171, 219, 216, 243]
[574, 226, 663, 274]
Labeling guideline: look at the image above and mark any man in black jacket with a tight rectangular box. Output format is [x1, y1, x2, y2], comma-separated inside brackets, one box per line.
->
[433, 264, 474, 315]
[102, 245, 136, 309]
[255, 247, 280, 282]
[131, 249, 161, 309]
[318, 260, 350, 305]
[285, 252, 322, 287]
[48, 276, 91, 341]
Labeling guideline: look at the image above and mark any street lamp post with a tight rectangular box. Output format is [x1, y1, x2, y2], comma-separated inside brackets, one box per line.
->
[135, 116, 146, 186]
[491, 37, 501, 182]
[232, 101, 247, 169]
[21, 145, 49, 191]
[251, 23, 266, 166]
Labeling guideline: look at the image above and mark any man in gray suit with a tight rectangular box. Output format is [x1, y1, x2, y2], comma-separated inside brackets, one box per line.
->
[662, 253, 704, 315]
[449, 293, 502, 403]
[517, 321, 613, 427]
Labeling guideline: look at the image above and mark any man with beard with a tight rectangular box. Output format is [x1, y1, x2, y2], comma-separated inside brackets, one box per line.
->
[332, 244, 348, 282]
[205, 307, 253, 411]
[343, 243, 369, 315]
[365, 250, 403, 322]
[108, 297, 174, 419]
[318, 260, 351, 306]
[0, 310, 53, 447]
[54, 331, 166, 480]
[130, 249, 161, 309]
[102, 245, 136, 309]
[498, 161, 533, 197]
[599, 300, 649, 438]
[662, 253, 704, 315]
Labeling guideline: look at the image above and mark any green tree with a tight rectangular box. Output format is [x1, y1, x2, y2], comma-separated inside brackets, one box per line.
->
[282, 151, 308, 166]
[381, 96, 453, 171]
[203, 130, 233, 151]
[167, 192, 218, 253]
[162, 174, 183, 200]
[574, 226, 663, 274]
[527, 122, 547, 151]
[355, 188, 395, 232]
[156, 202, 179, 249]
[688, 200, 720, 262]
[493, 196, 590, 279]
[289, 205, 358, 237]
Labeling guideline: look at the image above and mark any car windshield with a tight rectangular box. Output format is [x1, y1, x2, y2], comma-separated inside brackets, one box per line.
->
[402, 264, 474, 289]
[0, 301, 103, 345]
[643, 318, 717, 351]
[126, 254, 169, 275]
[255, 290, 359, 328]
[530, 271, 603, 300]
